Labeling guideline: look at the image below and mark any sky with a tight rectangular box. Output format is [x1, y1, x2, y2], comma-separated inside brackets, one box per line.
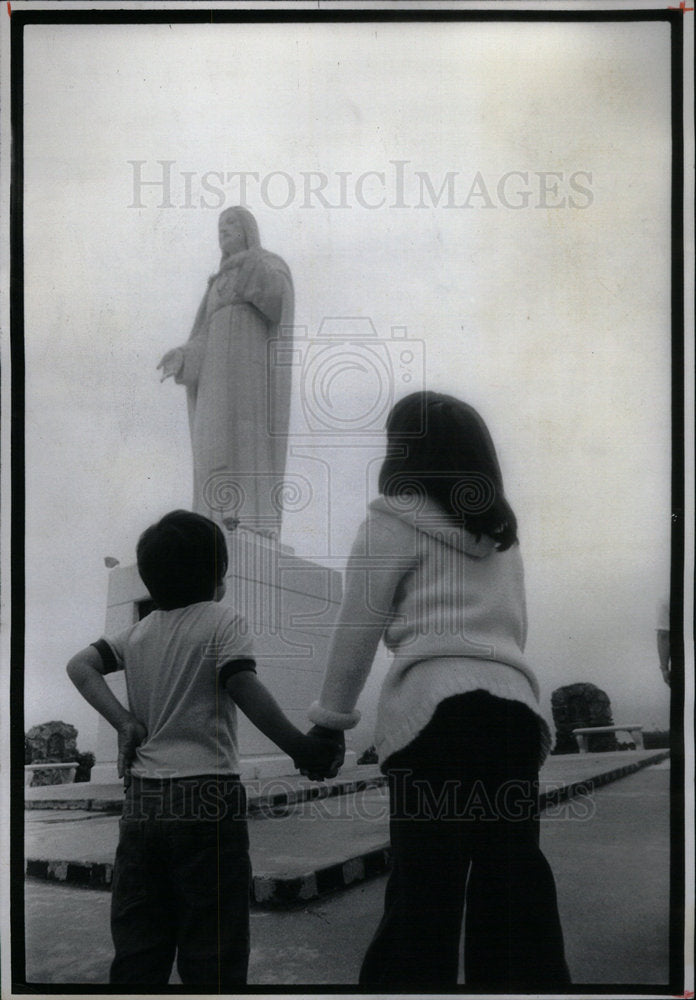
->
[16, 16, 674, 754]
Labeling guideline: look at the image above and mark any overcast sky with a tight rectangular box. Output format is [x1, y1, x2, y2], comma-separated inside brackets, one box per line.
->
[19, 17, 673, 753]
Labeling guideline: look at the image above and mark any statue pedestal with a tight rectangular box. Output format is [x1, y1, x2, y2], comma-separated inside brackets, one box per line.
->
[91, 529, 354, 782]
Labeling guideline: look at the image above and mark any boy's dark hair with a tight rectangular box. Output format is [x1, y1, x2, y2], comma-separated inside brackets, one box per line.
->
[136, 510, 229, 610]
[378, 391, 518, 551]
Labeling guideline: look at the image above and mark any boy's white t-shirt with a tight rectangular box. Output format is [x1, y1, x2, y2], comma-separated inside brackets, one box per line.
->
[96, 601, 255, 778]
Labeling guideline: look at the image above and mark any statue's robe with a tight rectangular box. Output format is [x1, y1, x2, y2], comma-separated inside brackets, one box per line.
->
[175, 247, 294, 537]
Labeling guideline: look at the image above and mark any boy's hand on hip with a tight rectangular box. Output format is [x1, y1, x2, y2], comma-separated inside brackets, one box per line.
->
[117, 717, 147, 785]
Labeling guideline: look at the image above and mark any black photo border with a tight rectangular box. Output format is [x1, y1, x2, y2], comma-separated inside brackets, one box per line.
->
[8, 4, 688, 996]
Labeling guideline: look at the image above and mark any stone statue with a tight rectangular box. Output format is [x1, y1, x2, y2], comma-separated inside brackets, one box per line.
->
[159, 207, 294, 537]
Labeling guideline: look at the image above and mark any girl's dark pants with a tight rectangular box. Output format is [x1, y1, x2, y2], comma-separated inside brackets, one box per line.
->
[110, 775, 250, 988]
[359, 692, 571, 991]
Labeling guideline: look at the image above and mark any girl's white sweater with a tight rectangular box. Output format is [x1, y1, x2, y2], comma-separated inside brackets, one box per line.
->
[309, 495, 551, 765]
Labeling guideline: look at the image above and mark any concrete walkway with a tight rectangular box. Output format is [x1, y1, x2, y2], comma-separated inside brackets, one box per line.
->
[24, 763, 388, 813]
[24, 750, 668, 905]
[21, 761, 673, 987]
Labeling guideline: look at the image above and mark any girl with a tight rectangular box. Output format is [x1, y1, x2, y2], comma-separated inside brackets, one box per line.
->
[307, 390, 570, 990]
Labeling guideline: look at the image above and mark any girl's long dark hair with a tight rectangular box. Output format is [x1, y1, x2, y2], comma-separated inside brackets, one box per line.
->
[378, 391, 518, 551]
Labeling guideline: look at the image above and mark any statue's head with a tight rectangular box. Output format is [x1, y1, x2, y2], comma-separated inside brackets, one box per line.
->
[218, 206, 261, 256]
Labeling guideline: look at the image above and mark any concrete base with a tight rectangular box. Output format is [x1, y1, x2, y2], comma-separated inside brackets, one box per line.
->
[93, 528, 351, 782]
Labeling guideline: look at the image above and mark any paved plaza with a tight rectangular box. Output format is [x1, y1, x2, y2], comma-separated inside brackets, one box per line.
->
[16, 753, 672, 988]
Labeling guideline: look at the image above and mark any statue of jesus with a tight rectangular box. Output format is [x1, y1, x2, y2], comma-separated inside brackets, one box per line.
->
[158, 207, 294, 538]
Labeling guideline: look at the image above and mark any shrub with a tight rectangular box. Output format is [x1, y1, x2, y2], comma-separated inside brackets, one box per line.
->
[75, 751, 95, 783]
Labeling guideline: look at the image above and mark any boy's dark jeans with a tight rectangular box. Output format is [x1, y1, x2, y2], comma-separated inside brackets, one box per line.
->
[359, 692, 571, 991]
[110, 774, 251, 988]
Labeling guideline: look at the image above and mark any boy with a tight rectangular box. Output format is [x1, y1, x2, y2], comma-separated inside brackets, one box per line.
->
[67, 510, 341, 988]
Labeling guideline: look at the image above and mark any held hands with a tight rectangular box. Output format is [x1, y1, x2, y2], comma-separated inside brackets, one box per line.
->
[157, 348, 184, 382]
[117, 716, 147, 787]
[294, 726, 345, 782]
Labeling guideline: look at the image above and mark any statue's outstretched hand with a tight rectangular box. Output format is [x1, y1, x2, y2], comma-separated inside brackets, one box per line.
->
[157, 348, 184, 382]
